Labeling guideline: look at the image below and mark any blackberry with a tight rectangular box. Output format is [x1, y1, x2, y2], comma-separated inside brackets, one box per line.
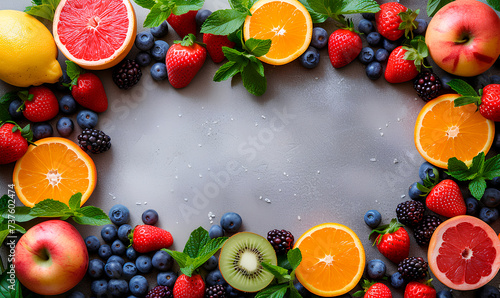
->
[267, 229, 294, 254]
[112, 59, 142, 90]
[414, 215, 442, 246]
[77, 128, 111, 154]
[396, 200, 425, 228]
[146, 285, 173, 298]
[413, 70, 442, 102]
[205, 284, 226, 298]
[397, 256, 428, 281]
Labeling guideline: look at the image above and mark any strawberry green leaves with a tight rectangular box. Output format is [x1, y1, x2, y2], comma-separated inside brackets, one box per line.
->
[133, 0, 205, 27]
[299, 0, 380, 25]
[24, 0, 60, 21]
[402, 36, 429, 72]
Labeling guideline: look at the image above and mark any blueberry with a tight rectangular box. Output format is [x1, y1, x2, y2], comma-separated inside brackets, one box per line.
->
[142, 209, 159, 225]
[105, 261, 123, 279]
[419, 161, 437, 181]
[358, 47, 374, 64]
[202, 255, 218, 271]
[196, 9, 212, 27]
[118, 224, 132, 243]
[107, 255, 125, 266]
[220, 212, 242, 233]
[101, 224, 118, 243]
[413, 19, 428, 36]
[108, 279, 129, 296]
[366, 259, 386, 280]
[32, 122, 53, 140]
[491, 75, 500, 84]
[465, 197, 480, 216]
[109, 204, 130, 225]
[126, 246, 138, 260]
[59, 94, 77, 114]
[375, 48, 389, 62]
[151, 62, 168, 81]
[365, 61, 383, 80]
[135, 31, 155, 51]
[477, 285, 500, 298]
[88, 258, 105, 279]
[408, 181, 425, 201]
[150, 40, 170, 61]
[77, 110, 98, 129]
[136, 51, 152, 67]
[157, 271, 177, 288]
[358, 19, 373, 35]
[436, 289, 453, 298]
[310, 27, 328, 49]
[98, 244, 112, 260]
[209, 225, 225, 239]
[364, 210, 382, 228]
[361, 13, 375, 20]
[383, 38, 399, 52]
[150, 20, 169, 38]
[136, 255, 153, 274]
[390, 271, 405, 288]
[67, 291, 85, 298]
[111, 239, 127, 255]
[152, 250, 173, 271]
[481, 188, 500, 207]
[123, 262, 138, 279]
[8, 99, 23, 119]
[479, 207, 499, 224]
[440, 74, 456, 91]
[206, 269, 226, 286]
[56, 117, 74, 137]
[293, 282, 311, 298]
[129, 275, 149, 296]
[91, 279, 108, 296]
[366, 32, 381, 46]
[85, 235, 100, 253]
[491, 176, 500, 188]
[300, 46, 320, 69]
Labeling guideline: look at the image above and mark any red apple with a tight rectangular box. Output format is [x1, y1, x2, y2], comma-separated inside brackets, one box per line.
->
[425, 0, 500, 77]
[13, 220, 88, 295]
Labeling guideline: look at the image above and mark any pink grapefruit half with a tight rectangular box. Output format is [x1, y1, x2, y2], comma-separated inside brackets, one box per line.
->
[53, 0, 137, 70]
[428, 215, 500, 291]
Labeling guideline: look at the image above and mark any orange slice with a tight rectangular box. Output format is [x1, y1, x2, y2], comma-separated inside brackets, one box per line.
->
[53, 0, 137, 70]
[243, 0, 313, 65]
[294, 223, 365, 297]
[414, 94, 495, 169]
[13, 137, 97, 207]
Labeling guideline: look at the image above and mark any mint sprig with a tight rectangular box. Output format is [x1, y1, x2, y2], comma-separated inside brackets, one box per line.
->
[447, 79, 483, 109]
[256, 248, 302, 298]
[201, 9, 249, 36]
[299, 0, 380, 25]
[133, 0, 205, 28]
[164, 227, 227, 277]
[426, 0, 454, 16]
[24, 0, 61, 22]
[446, 152, 500, 200]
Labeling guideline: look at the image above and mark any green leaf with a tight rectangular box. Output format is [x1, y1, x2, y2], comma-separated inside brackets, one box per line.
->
[223, 47, 246, 63]
[447, 79, 478, 97]
[287, 248, 302, 270]
[470, 177, 487, 200]
[247, 56, 265, 77]
[334, 0, 380, 14]
[446, 157, 474, 181]
[183, 227, 210, 258]
[200, 9, 248, 35]
[29, 199, 72, 217]
[0, 230, 9, 248]
[245, 38, 272, 57]
[298, 0, 328, 23]
[229, 0, 253, 13]
[0, 195, 9, 211]
[144, 3, 172, 28]
[171, 0, 205, 15]
[24, 4, 54, 21]
[0, 92, 19, 105]
[483, 155, 500, 179]
[65, 60, 85, 86]
[255, 284, 289, 298]
[487, 0, 500, 11]
[0, 104, 11, 123]
[289, 286, 302, 298]
[214, 61, 243, 82]
[454, 96, 480, 107]
[68, 193, 82, 210]
[469, 152, 486, 177]
[261, 262, 289, 279]
[0, 270, 19, 298]
[241, 63, 267, 96]
[72, 206, 111, 226]
[198, 237, 227, 256]
[2, 207, 35, 223]
[427, 0, 454, 17]
[164, 249, 189, 268]
[133, 0, 156, 9]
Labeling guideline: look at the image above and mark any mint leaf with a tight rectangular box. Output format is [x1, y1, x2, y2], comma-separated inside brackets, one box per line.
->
[69, 193, 82, 210]
[224, 47, 247, 63]
[447, 79, 478, 97]
[427, 0, 454, 16]
[200, 9, 248, 35]
[72, 206, 111, 226]
[454, 96, 481, 107]
[247, 56, 265, 77]
[0, 195, 9, 210]
[446, 157, 473, 181]
[288, 286, 302, 298]
[29, 199, 72, 217]
[65, 60, 85, 87]
[198, 237, 227, 256]
[245, 38, 272, 57]
[0, 223, 25, 246]
[214, 61, 243, 82]
[2, 207, 35, 222]
[229, 0, 257, 11]
[261, 262, 289, 279]
[164, 249, 189, 268]
[299, 0, 328, 23]
[256, 284, 289, 298]
[183, 227, 210, 258]
[171, 0, 205, 15]
[144, 3, 172, 28]
[468, 152, 485, 178]
[24, 4, 54, 21]
[241, 63, 267, 96]
[487, 0, 500, 11]
[304, 0, 379, 21]
[483, 155, 500, 179]
[287, 248, 302, 270]
[133, 0, 156, 9]
[470, 177, 487, 200]
[0, 92, 19, 105]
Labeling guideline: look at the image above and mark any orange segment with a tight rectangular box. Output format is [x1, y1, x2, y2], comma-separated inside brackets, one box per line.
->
[243, 0, 312, 65]
[13, 137, 97, 207]
[414, 94, 495, 169]
[294, 223, 365, 297]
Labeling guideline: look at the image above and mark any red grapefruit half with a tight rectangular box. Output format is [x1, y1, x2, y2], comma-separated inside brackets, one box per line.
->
[428, 215, 500, 291]
[53, 0, 137, 70]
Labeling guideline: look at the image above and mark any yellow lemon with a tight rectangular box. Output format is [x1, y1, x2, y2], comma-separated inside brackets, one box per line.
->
[0, 10, 62, 87]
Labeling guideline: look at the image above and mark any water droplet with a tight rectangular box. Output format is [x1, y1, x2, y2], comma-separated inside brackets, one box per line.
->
[370, 158, 377, 162]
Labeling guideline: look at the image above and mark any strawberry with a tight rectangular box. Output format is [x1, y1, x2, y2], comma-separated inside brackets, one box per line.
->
[166, 34, 207, 89]
[173, 274, 205, 298]
[385, 42, 428, 83]
[167, 10, 198, 38]
[425, 179, 466, 218]
[203, 33, 235, 63]
[129, 225, 173, 253]
[0, 122, 32, 165]
[404, 281, 436, 298]
[370, 218, 410, 264]
[451, 81, 500, 121]
[375, 2, 419, 41]
[355, 280, 392, 298]
[328, 27, 362, 68]
[18, 86, 59, 122]
[65, 61, 108, 113]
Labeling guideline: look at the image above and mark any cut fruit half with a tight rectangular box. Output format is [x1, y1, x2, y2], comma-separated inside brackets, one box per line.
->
[13, 137, 97, 207]
[243, 0, 313, 65]
[219, 232, 277, 293]
[414, 94, 495, 169]
[428, 215, 500, 291]
[53, 0, 137, 70]
[294, 223, 365, 297]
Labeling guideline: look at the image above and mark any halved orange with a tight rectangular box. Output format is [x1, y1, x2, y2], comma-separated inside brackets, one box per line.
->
[13, 137, 97, 207]
[294, 223, 365, 297]
[53, 0, 137, 70]
[414, 94, 495, 169]
[243, 0, 313, 65]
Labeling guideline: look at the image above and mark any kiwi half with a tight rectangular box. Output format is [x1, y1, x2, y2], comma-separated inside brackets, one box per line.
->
[219, 232, 278, 292]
